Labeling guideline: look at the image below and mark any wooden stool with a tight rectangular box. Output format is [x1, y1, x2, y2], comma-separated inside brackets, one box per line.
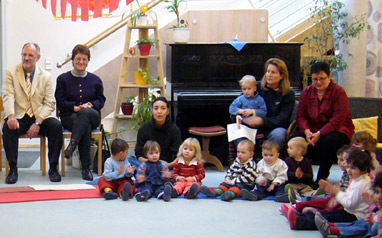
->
[188, 126, 226, 171]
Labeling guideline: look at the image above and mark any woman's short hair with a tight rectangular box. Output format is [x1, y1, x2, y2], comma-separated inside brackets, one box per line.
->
[143, 140, 161, 156]
[288, 137, 308, 155]
[71, 44, 91, 61]
[310, 61, 330, 76]
[151, 96, 169, 109]
[239, 75, 257, 87]
[261, 58, 290, 96]
[177, 137, 202, 162]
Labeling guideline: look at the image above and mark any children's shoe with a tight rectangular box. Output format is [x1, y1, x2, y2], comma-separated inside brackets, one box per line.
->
[279, 203, 289, 218]
[288, 186, 301, 204]
[103, 190, 119, 200]
[287, 205, 297, 229]
[315, 212, 331, 237]
[240, 189, 258, 201]
[136, 190, 150, 202]
[284, 183, 292, 193]
[220, 191, 233, 201]
[163, 183, 173, 202]
[200, 185, 217, 198]
[186, 184, 199, 199]
[121, 183, 131, 201]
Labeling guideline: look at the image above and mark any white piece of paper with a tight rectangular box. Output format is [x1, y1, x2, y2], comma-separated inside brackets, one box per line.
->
[227, 123, 257, 144]
[29, 184, 96, 191]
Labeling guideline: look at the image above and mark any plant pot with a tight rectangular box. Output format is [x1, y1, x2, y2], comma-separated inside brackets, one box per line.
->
[121, 103, 134, 115]
[173, 28, 190, 43]
[134, 71, 148, 85]
[137, 15, 148, 25]
[138, 44, 151, 56]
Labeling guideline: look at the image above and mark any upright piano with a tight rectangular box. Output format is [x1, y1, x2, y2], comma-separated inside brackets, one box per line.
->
[166, 43, 302, 165]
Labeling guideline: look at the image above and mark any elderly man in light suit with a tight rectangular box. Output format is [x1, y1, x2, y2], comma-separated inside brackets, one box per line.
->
[2, 43, 63, 184]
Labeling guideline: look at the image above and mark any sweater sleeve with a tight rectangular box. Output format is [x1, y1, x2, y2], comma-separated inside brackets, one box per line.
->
[194, 162, 206, 182]
[55, 74, 77, 113]
[273, 160, 288, 185]
[90, 76, 106, 110]
[254, 96, 267, 118]
[319, 88, 349, 136]
[102, 158, 118, 181]
[229, 96, 243, 115]
[296, 88, 310, 133]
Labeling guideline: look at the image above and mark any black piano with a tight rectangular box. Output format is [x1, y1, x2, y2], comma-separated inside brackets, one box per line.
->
[166, 43, 302, 165]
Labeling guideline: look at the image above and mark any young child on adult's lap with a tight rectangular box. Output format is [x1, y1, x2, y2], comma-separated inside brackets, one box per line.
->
[98, 138, 136, 201]
[241, 140, 289, 202]
[286, 149, 374, 230]
[200, 140, 258, 202]
[163, 138, 205, 201]
[135, 140, 171, 201]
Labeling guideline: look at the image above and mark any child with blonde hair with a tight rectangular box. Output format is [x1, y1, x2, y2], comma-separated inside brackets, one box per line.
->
[200, 139, 258, 201]
[284, 137, 316, 200]
[163, 138, 205, 201]
[135, 140, 171, 201]
[229, 75, 267, 126]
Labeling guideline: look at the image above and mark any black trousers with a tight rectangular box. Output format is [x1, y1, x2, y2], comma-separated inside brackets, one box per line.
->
[61, 108, 101, 167]
[293, 130, 349, 181]
[2, 114, 63, 167]
[295, 209, 357, 230]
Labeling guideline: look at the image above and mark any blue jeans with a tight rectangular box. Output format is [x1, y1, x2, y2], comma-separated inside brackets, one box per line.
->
[127, 155, 142, 168]
[267, 127, 287, 149]
[334, 219, 369, 237]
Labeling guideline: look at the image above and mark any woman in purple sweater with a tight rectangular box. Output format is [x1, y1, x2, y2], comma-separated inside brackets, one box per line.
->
[55, 44, 106, 181]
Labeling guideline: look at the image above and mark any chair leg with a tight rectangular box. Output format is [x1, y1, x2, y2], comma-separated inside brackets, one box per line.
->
[5, 159, 9, 176]
[61, 139, 66, 176]
[41, 137, 46, 176]
[97, 135, 102, 175]
[201, 136, 224, 171]
[0, 134, 2, 172]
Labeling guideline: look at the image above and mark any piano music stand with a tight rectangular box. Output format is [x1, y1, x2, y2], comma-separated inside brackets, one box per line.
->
[188, 126, 226, 171]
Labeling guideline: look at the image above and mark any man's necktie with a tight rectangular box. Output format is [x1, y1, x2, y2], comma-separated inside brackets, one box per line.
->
[26, 73, 34, 117]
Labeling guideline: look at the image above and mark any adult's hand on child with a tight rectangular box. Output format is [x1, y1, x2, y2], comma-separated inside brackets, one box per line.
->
[136, 175, 146, 183]
[126, 165, 135, 174]
[242, 109, 254, 117]
[177, 176, 186, 182]
[162, 171, 172, 179]
[186, 177, 195, 182]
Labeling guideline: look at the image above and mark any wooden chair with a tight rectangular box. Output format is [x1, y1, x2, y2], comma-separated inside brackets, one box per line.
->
[0, 96, 47, 175]
[61, 129, 102, 176]
[189, 126, 226, 171]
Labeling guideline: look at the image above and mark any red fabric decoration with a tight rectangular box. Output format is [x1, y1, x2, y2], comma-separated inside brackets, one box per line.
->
[61, 0, 67, 19]
[51, 0, 57, 16]
[93, 0, 103, 18]
[70, 0, 78, 21]
[109, 0, 119, 13]
[81, 0, 89, 21]
[42, 0, 47, 8]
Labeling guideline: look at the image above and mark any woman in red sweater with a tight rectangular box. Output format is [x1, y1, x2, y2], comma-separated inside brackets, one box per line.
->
[296, 62, 354, 184]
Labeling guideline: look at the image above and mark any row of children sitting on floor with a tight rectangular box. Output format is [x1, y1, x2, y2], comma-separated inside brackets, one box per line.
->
[97, 130, 378, 205]
[277, 132, 381, 237]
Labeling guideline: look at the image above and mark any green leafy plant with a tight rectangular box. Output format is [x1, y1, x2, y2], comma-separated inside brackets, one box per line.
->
[130, 0, 148, 27]
[163, 0, 188, 29]
[136, 38, 157, 46]
[304, 0, 368, 77]
[147, 76, 160, 86]
[131, 89, 160, 130]
[136, 67, 148, 78]
[124, 96, 136, 104]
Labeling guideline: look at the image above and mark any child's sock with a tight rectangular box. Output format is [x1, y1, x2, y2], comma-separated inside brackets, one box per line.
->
[329, 227, 339, 235]
[104, 187, 112, 193]
[215, 188, 224, 196]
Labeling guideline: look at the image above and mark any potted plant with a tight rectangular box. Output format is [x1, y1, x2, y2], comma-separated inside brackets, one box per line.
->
[163, 0, 190, 43]
[134, 67, 149, 85]
[130, 0, 149, 26]
[303, 0, 367, 85]
[136, 38, 157, 56]
[131, 89, 161, 130]
[121, 96, 136, 115]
